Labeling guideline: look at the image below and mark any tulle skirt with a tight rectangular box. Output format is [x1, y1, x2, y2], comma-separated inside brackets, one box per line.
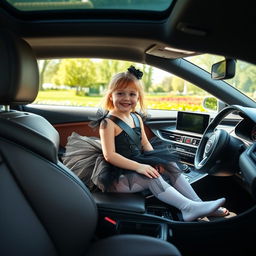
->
[62, 132, 181, 192]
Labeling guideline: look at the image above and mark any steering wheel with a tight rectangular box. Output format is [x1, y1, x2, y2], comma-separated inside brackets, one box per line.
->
[194, 106, 245, 175]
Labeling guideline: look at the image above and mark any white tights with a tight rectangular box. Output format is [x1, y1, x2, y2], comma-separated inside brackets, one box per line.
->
[111, 172, 225, 222]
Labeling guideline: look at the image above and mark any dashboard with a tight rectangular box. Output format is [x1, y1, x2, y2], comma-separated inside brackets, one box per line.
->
[158, 111, 211, 166]
[159, 129, 200, 165]
[148, 108, 256, 189]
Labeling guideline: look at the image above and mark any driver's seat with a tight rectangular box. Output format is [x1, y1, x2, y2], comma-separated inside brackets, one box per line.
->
[0, 29, 181, 256]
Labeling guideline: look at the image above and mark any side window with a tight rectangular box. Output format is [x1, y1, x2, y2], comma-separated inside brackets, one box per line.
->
[35, 58, 212, 112]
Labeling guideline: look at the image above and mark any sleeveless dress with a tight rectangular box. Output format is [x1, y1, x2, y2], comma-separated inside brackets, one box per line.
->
[62, 111, 181, 192]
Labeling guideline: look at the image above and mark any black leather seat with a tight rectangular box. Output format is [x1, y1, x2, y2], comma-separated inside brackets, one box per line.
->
[0, 29, 181, 256]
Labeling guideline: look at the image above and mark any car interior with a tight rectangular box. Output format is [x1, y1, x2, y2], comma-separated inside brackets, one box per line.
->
[0, 0, 256, 256]
[0, 29, 183, 256]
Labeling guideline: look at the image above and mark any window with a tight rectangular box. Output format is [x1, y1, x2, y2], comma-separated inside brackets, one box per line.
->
[35, 58, 212, 112]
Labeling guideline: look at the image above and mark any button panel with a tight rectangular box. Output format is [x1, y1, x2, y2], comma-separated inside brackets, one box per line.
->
[182, 136, 200, 146]
[160, 130, 202, 164]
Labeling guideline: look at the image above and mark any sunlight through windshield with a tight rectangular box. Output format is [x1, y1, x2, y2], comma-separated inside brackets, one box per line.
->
[186, 54, 256, 102]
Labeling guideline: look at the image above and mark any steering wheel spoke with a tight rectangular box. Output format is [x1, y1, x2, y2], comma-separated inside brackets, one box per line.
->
[198, 156, 208, 167]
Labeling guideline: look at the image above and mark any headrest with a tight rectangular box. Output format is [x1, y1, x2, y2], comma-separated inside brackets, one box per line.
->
[0, 111, 60, 163]
[0, 29, 39, 105]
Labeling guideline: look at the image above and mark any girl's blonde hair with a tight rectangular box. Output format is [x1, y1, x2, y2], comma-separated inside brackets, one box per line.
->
[102, 71, 146, 114]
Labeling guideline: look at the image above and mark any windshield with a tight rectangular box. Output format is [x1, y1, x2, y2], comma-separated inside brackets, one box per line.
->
[4, 0, 173, 12]
[186, 54, 256, 103]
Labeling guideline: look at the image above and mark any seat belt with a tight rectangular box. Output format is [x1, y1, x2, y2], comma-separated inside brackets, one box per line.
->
[107, 113, 141, 150]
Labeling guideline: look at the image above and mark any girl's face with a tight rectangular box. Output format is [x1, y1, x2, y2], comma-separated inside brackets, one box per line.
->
[110, 84, 139, 113]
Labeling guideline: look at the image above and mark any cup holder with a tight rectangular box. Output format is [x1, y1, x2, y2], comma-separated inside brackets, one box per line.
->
[117, 221, 167, 240]
[146, 205, 173, 219]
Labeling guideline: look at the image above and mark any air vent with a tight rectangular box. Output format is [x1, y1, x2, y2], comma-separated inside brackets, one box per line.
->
[160, 131, 182, 142]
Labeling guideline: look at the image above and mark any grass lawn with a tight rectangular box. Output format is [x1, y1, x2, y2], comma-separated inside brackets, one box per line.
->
[35, 89, 206, 111]
[35, 89, 102, 107]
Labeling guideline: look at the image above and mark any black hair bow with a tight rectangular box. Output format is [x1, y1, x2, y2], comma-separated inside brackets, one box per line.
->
[127, 65, 143, 80]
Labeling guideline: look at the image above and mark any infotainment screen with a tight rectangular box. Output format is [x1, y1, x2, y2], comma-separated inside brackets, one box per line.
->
[176, 111, 210, 134]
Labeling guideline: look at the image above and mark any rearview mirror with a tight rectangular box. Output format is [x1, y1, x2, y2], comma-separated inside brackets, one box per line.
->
[211, 58, 236, 80]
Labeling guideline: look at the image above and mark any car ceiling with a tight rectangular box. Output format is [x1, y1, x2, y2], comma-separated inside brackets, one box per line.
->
[0, 0, 255, 64]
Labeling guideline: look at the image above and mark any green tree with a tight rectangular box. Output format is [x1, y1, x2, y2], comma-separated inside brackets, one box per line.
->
[98, 59, 133, 87]
[142, 65, 153, 92]
[185, 81, 207, 95]
[172, 76, 184, 93]
[38, 59, 61, 90]
[52, 59, 96, 95]
[44, 60, 61, 85]
[232, 61, 256, 93]
[160, 76, 173, 92]
[38, 60, 50, 90]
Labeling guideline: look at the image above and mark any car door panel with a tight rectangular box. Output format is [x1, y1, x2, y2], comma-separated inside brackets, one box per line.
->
[22, 105, 156, 148]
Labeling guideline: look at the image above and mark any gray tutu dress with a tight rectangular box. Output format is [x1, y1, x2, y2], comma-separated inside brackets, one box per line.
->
[62, 111, 181, 192]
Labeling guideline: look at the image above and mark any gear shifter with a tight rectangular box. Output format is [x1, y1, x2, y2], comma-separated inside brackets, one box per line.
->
[180, 164, 191, 173]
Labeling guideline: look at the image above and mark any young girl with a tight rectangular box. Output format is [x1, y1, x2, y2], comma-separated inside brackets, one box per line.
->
[96, 65, 227, 222]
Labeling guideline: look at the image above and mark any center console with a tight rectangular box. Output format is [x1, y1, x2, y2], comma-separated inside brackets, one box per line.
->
[93, 191, 174, 241]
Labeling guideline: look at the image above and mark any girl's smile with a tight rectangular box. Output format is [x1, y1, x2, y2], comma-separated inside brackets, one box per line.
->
[110, 86, 139, 113]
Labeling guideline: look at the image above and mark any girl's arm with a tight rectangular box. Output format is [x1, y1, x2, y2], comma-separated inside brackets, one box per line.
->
[100, 118, 159, 178]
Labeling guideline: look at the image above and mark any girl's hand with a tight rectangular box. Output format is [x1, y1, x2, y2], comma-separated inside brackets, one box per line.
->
[136, 164, 160, 179]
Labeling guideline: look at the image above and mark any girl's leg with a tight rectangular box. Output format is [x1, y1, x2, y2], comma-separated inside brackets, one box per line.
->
[110, 174, 150, 193]
[163, 162, 229, 217]
[157, 162, 201, 201]
[148, 176, 225, 221]
[173, 174, 202, 201]
[111, 173, 225, 222]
